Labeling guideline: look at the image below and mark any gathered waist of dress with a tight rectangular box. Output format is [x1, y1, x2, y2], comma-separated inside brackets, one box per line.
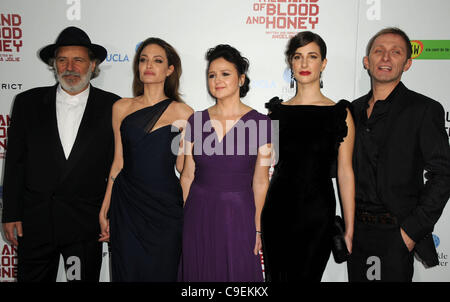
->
[119, 169, 181, 189]
[193, 170, 253, 192]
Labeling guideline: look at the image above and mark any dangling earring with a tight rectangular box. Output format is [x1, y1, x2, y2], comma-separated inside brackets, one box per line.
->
[320, 72, 324, 89]
[290, 70, 295, 89]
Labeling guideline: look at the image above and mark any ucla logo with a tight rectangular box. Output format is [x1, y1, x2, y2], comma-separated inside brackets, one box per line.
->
[411, 40, 424, 59]
[433, 234, 440, 248]
[253, 79, 277, 89]
[105, 53, 129, 63]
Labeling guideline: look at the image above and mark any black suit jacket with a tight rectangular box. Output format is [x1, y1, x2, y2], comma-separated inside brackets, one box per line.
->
[2, 84, 120, 246]
[352, 82, 450, 267]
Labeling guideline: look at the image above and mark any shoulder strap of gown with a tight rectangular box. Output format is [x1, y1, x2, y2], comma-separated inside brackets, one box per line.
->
[144, 99, 172, 133]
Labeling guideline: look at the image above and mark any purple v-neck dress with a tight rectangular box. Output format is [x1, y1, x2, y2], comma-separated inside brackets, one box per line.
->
[179, 109, 271, 282]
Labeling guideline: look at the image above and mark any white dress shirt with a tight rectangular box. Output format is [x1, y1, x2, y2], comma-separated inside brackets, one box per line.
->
[56, 84, 90, 159]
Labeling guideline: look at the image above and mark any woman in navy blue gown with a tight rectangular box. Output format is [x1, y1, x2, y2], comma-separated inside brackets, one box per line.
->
[99, 37, 193, 281]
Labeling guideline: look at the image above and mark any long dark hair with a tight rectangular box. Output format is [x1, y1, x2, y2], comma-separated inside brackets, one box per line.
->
[132, 37, 182, 102]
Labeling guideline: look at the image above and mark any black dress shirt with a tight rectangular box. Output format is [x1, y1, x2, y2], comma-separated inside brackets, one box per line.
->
[354, 83, 402, 213]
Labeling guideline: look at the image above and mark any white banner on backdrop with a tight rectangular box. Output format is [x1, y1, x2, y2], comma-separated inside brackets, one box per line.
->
[0, 0, 448, 282]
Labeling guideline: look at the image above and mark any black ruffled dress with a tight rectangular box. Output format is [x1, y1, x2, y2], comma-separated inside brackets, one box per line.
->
[261, 97, 350, 282]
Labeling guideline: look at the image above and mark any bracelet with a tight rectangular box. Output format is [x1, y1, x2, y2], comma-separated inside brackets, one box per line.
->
[256, 231, 262, 234]
[111, 176, 116, 182]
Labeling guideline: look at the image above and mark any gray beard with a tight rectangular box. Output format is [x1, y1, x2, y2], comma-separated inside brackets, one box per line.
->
[55, 63, 93, 94]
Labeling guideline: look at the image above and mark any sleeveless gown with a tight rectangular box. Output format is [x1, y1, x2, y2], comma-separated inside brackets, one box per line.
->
[261, 97, 350, 282]
[179, 109, 271, 282]
[109, 99, 183, 281]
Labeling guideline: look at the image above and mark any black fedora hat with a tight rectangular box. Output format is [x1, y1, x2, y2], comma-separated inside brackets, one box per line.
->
[39, 26, 107, 64]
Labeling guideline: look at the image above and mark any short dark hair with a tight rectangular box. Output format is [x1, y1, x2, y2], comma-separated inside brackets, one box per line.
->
[206, 44, 250, 98]
[285, 31, 327, 66]
[133, 37, 182, 101]
[366, 27, 412, 59]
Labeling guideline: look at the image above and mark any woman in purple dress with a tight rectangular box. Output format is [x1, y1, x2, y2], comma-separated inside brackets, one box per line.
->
[179, 45, 272, 282]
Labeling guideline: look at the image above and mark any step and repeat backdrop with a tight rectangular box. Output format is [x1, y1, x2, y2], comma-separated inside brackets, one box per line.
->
[0, 0, 449, 282]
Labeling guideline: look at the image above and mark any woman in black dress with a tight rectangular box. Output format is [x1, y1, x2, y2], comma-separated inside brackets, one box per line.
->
[261, 31, 355, 282]
[98, 38, 193, 281]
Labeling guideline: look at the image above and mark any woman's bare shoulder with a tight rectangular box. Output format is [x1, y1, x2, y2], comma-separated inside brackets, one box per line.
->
[172, 101, 194, 119]
[113, 97, 138, 119]
[322, 97, 336, 106]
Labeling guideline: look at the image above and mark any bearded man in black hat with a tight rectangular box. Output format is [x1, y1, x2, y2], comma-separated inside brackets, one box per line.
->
[1, 26, 120, 282]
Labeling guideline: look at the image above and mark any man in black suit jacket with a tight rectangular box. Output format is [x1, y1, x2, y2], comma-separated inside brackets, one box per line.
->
[1, 27, 120, 282]
[348, 27, 450, 282]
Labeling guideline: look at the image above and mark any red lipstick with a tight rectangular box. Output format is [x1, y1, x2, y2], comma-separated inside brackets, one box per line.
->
[299, 71, 311, 76]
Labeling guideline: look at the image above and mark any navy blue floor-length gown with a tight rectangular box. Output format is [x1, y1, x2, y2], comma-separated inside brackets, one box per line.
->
[109, 99, 183, 281]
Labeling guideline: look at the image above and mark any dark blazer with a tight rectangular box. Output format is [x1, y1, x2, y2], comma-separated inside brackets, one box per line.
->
[352, 82, 450, 267]
[2, 84, 120, 246]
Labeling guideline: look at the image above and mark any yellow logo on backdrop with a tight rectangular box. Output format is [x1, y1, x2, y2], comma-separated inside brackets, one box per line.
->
[411, 40, 424, 59]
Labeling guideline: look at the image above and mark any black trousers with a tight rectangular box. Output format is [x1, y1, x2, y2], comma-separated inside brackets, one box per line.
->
[17, 236, 102, 282]
[347, 221, 414, 282]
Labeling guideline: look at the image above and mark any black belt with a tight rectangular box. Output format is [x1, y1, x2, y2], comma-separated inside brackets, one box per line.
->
[356, 211, 398, 225]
